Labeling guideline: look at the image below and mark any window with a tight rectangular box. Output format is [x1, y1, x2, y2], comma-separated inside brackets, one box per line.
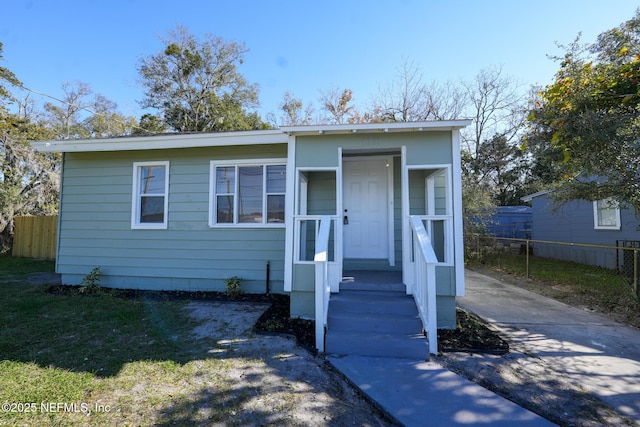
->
[593, 198, 620, 230]
[132, 161, 169, 229]
[210, 160, 286, 226]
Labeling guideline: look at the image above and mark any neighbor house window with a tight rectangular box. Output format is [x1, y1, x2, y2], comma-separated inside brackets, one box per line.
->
[132, 161, 169, 229]
[210, 160, 286, 226]
[593, 198, 620, 230]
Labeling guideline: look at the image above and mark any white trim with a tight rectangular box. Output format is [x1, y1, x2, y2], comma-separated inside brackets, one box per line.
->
[282, 120, 472, 135]
[292, 167, 340, 264]
[336, 147, 344, 287]
[33, 121, 473, 153]
[452, 129, 465, 296]
[401, 146, 413, 293]
[387, 156, 395, 267]
[34, 130, 287, 153]
[342, 155, 394, 263]
[593, 199, 621, 230]
[131, 161, 170, 230]
[209, 158, 287, 228]
[284, 136, 296, 292]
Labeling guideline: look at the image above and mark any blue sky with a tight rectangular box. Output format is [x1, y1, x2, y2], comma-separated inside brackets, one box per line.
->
[1, 0, 638, 122]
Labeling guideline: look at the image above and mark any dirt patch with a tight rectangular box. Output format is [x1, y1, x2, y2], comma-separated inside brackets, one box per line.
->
[183, 300, 398, 426]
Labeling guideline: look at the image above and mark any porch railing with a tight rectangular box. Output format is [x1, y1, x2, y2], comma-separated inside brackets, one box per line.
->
[313, 215, 332, 352]
[410, 215, 439, 355]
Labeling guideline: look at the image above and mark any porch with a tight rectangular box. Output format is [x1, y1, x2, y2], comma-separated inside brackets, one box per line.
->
[283, 122, 468, 356]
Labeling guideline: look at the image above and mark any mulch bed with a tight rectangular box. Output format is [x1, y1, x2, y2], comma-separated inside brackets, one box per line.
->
[45, 285, 507, 354]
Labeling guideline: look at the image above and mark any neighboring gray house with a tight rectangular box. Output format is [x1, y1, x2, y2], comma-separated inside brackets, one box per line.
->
[522, 190, 640, 270]
[34, 121, 471, 353]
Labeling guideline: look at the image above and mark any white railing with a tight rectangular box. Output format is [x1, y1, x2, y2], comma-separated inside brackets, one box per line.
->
[313, 215, 332, 352]
[410, 215, 439, 355]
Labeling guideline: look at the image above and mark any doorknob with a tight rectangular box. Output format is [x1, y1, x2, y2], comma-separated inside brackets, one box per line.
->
[343, 209, 349, 225]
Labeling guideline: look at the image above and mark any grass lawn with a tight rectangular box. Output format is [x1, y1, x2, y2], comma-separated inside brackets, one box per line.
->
[474, 253, 640, 328]
[0, 258, 270, 425]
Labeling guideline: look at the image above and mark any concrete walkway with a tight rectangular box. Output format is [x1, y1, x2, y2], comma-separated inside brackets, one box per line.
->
[329, 355, 555, 426]
[327, 270, 555, 427]
[460, 269, 640, 423]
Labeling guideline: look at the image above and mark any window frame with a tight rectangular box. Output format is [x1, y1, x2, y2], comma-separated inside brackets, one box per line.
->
[209, 158, 287, 228]
[593, 198, 621, 230]
[131, 161, 170, 230]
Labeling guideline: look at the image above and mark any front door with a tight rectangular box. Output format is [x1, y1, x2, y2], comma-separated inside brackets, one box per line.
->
[343, 158, 389, 259]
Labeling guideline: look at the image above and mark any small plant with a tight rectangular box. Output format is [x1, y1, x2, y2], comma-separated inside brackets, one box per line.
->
[79, 267, 102, 294]
[262, 318, 285, 332]
[224, 276, 243, 297]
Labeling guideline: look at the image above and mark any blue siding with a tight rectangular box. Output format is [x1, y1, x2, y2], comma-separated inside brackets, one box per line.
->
[486, 206, 532, 238]
[530, 194, 640, 268]
[57, 145, 287, 293]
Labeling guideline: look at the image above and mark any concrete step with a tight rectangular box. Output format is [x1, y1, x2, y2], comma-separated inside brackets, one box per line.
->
[326, 331, 428, 359]
[329, 292, 419, 316]
[340, 281, 406, 292]
[328, 312, 423, 334]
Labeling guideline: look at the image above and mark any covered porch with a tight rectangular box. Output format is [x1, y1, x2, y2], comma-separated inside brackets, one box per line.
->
[282, 121, 469, 356]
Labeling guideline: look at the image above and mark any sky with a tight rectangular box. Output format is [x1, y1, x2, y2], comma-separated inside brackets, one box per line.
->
[1, 0, 639, 123]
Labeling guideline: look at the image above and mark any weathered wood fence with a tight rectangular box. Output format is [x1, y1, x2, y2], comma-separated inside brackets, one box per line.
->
[12, 216, 58, 259]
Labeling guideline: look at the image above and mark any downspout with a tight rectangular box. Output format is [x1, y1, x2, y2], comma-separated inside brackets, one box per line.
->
[266, 261, 270, 294]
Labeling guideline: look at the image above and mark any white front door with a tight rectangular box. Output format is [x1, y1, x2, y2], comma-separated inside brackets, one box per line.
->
[343, 158, 389, 259]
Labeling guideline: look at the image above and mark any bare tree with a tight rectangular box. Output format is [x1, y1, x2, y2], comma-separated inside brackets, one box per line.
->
[371, 58, 468, 122]
[424, 80, 468, 120]
[320, 87, 357, 124]
[462, 66, 526, 156]
[277, 91, 315, 126]
[44, 81, 93, 139]
[372, 58, 428, 122]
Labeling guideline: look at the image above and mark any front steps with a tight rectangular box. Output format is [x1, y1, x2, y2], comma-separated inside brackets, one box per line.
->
[325, 272, 429, 360]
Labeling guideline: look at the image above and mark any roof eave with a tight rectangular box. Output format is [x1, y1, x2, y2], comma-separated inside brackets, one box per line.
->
[281, 120, 473, 135]
[32, 120, 474, 153]
[32, 129, 287, 153]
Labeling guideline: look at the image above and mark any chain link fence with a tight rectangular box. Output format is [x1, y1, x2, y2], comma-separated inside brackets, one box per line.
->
[466, 234, 640, 299]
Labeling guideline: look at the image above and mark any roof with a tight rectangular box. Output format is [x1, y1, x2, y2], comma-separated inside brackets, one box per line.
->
[521, 190, 551, 203]
[31, 120, 473, 153]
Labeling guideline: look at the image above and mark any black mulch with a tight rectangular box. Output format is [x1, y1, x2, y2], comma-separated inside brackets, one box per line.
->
[45, 285, 507, 354]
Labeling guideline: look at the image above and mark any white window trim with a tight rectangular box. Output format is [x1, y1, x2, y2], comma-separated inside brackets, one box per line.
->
[131, 161, 170, 230]
[209, 158, 287, 228]
[593, 199, 621, 230]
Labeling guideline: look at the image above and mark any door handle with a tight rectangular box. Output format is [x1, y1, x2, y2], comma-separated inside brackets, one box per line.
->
[343, 209, 348, 225]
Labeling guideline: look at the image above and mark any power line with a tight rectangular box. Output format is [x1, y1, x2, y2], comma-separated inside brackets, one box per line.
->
[12, 82, 150, 136]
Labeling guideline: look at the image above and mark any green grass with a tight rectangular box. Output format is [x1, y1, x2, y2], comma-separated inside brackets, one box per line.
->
[475, 253, 640, 327]
[0, 256, 55, 281]
[0, 258, 229, 426]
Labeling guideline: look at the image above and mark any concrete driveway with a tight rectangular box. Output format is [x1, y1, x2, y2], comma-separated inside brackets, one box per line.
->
[460, 269, 640, 423]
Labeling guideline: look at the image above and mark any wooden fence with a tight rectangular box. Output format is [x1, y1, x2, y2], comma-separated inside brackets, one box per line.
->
[12, 216, 58, 259]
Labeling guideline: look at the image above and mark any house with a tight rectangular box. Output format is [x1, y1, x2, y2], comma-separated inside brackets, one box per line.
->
[485, 206, 532, 239]
[33, 120, 471, 353]
[522, 190, 640, 270]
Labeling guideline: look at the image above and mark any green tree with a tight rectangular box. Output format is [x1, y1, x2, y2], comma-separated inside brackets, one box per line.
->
[138, 25, 267, 132]
[470, 133, 530, 206]
[528, 10, 640, 210]
[0, 113, 58, 252]
[0, 43, 59, 251]
[0, 42, 19, 104]
[132, 113, 168, 136]
[83, 94, 138, 138]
